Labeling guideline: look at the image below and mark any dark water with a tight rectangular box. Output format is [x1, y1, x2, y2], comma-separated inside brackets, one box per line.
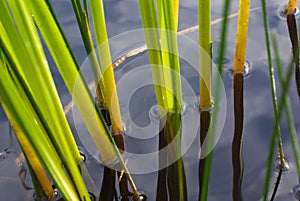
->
[1, 0, 300, 200]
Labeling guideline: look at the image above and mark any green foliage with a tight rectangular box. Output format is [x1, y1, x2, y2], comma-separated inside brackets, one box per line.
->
[0, 0, 133, 199]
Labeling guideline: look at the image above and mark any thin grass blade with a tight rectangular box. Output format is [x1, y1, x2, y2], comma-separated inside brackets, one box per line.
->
[272, 32, 300, 182]
[260, 0, 289, 199]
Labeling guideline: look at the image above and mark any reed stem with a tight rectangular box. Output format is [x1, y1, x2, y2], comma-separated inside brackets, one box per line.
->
[160, 0, 183, 113]
[286, 13, 300, 99]
[233, 0, 250, 74]
[140, 14, 167, 115]
[173, 0, 180, 31]
[198, 1, 212, 199]
[70, 0, 106, 110]
[285, 0, 298, 13]
[90, 1, 132, 198]
[89, 0, 124, 134]
[200, 0, 232, 200]
[231, 0, 251, 200]
[199, 0, 212, 109]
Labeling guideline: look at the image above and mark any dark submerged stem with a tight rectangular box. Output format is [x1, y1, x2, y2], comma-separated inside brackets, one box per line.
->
[270, 168, 283, 201]
[114, 133, 132, 201]
[166, 112, 187, 201]
[98, 106, 117, 201]
[286, 13, 300, 99]
[99, 167, 116, 201]
[198, 111, 211, 201]
[157, 112, 187, 201]
[98, 107, 131, 201]
[156, 117, 168, 201]
[232, 73, 244, 201]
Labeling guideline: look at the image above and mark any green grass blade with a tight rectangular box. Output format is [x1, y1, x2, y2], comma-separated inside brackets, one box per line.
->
[0, 2, 92, 199]
[0, 61, 79, 201]
[44, 0, 81, 70]
[138, 0, 167, 113]
[70, 0, 106, 106]
[27, 1, 135, 195]
[157, 1, 186, 199]
[157, 0, 182, 112]
[6, 114, 54, 199]
[272, 33, 300, 180]
[261, 0, 285, 167]
[260, 0, 288, 199]
[27, 0, 117, 161]
[6, 0, 82, 162]
[0, 47, 54, 199]
[263, 52, 295, 201]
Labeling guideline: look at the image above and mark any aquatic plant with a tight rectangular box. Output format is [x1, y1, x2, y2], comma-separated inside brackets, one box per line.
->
[138, 0, 187, 200]
[0, 0, 300, 200]
[0, 0, 137, 200]
[231, 0, 251, 200]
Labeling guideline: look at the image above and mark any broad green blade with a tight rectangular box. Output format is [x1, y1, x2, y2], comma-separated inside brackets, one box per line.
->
[157, 0, 182, 113]
[0, 2, 90, 199]
[6, 0, 81, 162]
[27, 0, 117, 163]
[138, 0, 167, 114]
[28, 0, 131, 183]
[0, 60, 79, 201]
[5, 110, 54, 199]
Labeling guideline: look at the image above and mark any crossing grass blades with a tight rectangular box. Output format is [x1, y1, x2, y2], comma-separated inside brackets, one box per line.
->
[1, 0, 300, 200]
